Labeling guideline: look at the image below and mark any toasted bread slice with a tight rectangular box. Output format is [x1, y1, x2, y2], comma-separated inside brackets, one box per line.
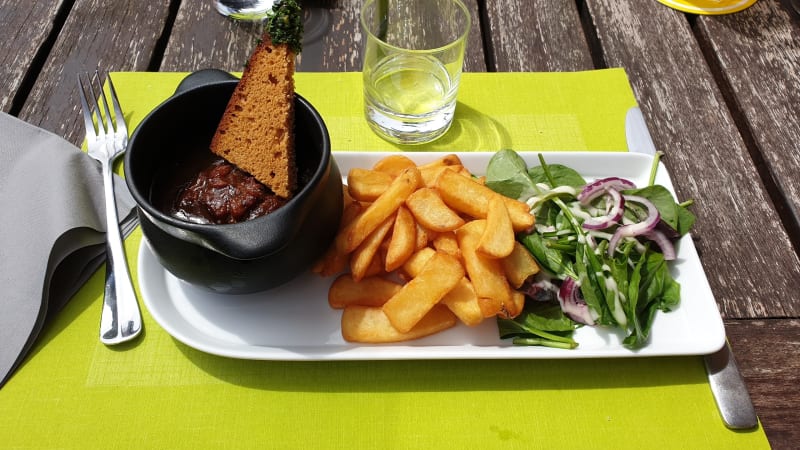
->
[210, 36, 296, 198]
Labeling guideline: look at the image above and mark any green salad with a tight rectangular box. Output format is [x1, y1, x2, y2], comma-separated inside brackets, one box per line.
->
[485, 150, 695, 349]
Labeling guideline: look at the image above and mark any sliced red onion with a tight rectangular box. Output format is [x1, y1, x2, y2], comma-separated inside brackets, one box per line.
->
[643, 229, 677, 260]
[582, 188, 625, 230]
[558, 277, 595, 325]
[578, 177, 636, 205]
[607, 195, 660, 257]
[655, 219, 681, 240]
[519, 279, 560, 303]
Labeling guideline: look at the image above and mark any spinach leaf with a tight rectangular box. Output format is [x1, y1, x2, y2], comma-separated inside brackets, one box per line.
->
[579, 239, 628, 328]
[529, 164, 586, 188]
[484, 150, 689, 352]
[515, 301, 577, 332]
[485, 149, 538, 200]
[574, 244, 611, 325]
[658, 277, 681, 311]
[609, 242, 633, 317]
[520, 233, 574, 278]
[624, 248, 647, 347]
[635, 251, 680, 316]
[497, 302, 578, 349]
[675, 204, 697, 236]
[641, 252, 668, 303]
[623, 300, 659, 349]
[624, 185, 696, 236]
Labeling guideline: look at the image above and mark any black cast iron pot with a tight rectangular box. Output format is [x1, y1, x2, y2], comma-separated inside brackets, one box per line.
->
[124, 69, 343, 294]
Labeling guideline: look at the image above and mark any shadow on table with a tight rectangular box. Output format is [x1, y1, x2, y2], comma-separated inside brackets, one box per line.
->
[387, 102, 514, 152]
[435, 102, 513, 151]
[173, 338, 709, 394]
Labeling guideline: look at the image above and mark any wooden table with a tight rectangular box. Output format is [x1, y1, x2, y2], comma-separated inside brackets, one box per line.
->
[2, 0, 798, 447]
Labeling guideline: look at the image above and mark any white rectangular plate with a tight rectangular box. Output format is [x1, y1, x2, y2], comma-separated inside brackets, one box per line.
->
[138, 151, 726, 360]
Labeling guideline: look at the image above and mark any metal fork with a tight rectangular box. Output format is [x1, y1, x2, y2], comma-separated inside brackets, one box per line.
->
[78, 69, 142, 345]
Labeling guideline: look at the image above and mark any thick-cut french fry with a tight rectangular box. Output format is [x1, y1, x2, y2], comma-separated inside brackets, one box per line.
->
[418, 154, 462, 170]
[418, 154, 463, 186]
[312, 200, 364, 276]
[338, 166, 422, 253]
[499, 289, 525, 319]
[440, 278, 484, 326]
[459, 166, 475, 179]
[435, 170, 489, 219]
[363, 252, 386, 278]
[415, 222, 430, 250]
[476, 297, 504, 319]
[401, 247, 436, 279]
[432, 231, 461, 259]
[341, 200, 365, 225]
[321, 154, 536, 342]
[382, 252, 464, 333]
[341, 304, 457, 343]
[342, 182, 354, 205]
[405, 187, 465, 232]
[477, 195, 515, 258]
[400, 247, 482, 326]
[347, 168, 392, 202]
[420, 165, 461, 188]
[328, 274, 402, 308]
[384, 206, 417, 272]
[456, 220, 511, 317]
[312, 244, 349, 277]
[350, 213, 395, 281]
[372, 154, 417, 178]
[435, 170, 534, 232]
[502, 241, 540, 288]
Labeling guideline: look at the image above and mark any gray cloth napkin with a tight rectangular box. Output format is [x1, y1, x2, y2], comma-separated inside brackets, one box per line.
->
[0, 112, 137, 388]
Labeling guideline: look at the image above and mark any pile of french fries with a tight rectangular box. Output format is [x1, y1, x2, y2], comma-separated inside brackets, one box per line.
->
[312, 154, 540, 343]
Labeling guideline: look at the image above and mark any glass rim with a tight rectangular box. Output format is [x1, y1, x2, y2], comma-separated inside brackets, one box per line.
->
[359, 0, 471, 54]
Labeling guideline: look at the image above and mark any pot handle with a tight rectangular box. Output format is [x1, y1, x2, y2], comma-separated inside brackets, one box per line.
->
[174, 69, 239, 95]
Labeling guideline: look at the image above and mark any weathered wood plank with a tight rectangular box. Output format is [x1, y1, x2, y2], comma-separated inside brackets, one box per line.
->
[160, 1, 264, 73]
[0, 0, 64, 112]
[696, 0, 800, 252]
[17, 0, 173, 146]
[483, 0, 593, 71]
[161, 0, 486, 73]
[584, 0, 800, 318]
[725, 318, 800, 450]
[299, 0, 486, 72]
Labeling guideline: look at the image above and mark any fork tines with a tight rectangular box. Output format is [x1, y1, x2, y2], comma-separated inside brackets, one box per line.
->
[77, 69, 127, 141]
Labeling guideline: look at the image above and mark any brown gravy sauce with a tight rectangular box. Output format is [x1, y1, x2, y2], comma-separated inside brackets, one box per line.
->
[153, 154, 287, 225]
[173, 158, 287, 224]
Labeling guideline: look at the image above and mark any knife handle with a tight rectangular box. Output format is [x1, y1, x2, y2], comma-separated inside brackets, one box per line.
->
[704, 342, 758, 430]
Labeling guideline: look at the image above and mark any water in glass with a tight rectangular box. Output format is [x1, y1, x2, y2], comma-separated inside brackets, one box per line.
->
[364, 54, 459, 144]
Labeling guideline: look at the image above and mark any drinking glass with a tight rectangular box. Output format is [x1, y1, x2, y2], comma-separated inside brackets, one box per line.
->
[214, 0, 274, 20]
[360, 0, 470, 144]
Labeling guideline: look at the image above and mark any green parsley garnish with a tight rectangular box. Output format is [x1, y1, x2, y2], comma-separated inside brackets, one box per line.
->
[266, 0, 303, 54]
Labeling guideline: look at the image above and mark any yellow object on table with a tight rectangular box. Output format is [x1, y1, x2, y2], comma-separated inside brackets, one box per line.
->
[0, 71, 770, 449]
[656, 0, 758, 15]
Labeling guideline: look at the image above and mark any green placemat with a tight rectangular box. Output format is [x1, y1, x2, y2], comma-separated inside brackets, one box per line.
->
[111, 70, 634, 152]
[0, 71, 769, 449]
